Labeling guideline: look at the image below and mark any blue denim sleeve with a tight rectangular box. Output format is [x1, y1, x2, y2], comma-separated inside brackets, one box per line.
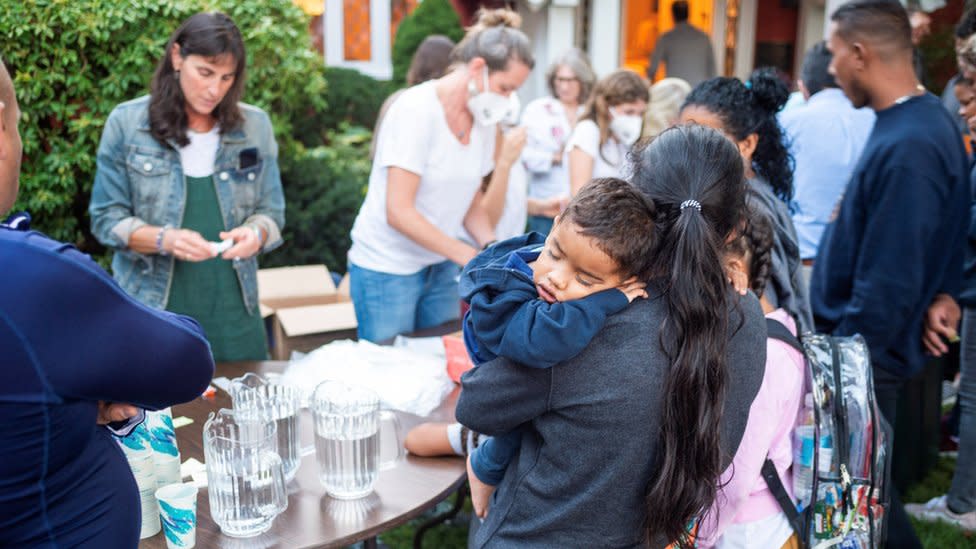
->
[468, 286, 629, 368]
[470, 431, 522, 486]
[243, 109, 286, 252]
[89, 107, 140, 250]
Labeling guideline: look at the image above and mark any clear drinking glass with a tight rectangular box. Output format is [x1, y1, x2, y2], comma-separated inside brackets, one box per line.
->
[311, 381, 403, 499]
[203, 408, 288, 538]
[231, 373, 303, 481]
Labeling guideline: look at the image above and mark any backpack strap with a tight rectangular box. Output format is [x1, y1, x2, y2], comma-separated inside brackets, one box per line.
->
[766, 317, 804, 354]
[761, 458, 806, 544]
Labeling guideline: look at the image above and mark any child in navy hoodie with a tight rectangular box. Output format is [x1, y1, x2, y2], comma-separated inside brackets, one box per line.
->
[405, 177, 657, 516]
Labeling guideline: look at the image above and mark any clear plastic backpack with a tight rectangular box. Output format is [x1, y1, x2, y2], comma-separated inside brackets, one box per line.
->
[764, 319, 891, 549]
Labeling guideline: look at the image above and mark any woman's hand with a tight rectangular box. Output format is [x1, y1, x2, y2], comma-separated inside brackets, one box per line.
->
[527, 196, 567, 219]
[164, 228, 216, 262]
[498, 127, 527, 169]
[467, 454, 495, 519]
[220, 225, 263, 260]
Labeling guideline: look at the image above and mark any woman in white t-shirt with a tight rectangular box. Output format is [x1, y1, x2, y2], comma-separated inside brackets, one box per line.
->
[520, 48, 596, 235]
[347, 8, 534, 342]
[567, 70, 649, 196]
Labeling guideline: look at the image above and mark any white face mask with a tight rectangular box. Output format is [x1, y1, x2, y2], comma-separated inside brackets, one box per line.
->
[609, 108, 643, 146]
[467, 67, 513, 126]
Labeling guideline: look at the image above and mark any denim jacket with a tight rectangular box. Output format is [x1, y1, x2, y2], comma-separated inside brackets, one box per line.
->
[89, 95, 285, 314]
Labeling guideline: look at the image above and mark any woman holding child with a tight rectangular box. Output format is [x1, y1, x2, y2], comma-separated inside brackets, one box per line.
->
[347, 8, 533, 342]
[90, 12, 284, 361]
[455, 125, 768, 548]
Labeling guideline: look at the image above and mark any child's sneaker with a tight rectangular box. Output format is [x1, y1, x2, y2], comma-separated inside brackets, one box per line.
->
[905, 495, 976, 531]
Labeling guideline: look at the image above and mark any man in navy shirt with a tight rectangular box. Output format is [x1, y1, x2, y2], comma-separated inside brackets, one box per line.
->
[0, 59, 215, 547]
[813, 2, 970, 547]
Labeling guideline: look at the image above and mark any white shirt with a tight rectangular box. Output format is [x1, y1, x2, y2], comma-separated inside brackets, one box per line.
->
[348, 81, 496, 274]
[520, 96, 581, 200]
[178, 125, 220, 177]
[566, 119, 629, 180]
[494, 160, 528, 241]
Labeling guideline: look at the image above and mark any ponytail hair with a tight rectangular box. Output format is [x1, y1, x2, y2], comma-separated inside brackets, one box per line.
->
[452, 8, 535, 71]
[628, 125, 747, 548]
[681, 67, 794, 201]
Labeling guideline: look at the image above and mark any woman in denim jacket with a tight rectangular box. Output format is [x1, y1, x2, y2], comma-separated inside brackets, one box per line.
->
[90, 12, 284, 361]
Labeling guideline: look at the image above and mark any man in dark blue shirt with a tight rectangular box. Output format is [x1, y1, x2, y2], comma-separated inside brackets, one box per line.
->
[813, 2, 970, 547]
[0, 59, 215, 547]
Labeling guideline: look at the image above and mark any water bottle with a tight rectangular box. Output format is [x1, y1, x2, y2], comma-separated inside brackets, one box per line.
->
[793, 394, 815, 507]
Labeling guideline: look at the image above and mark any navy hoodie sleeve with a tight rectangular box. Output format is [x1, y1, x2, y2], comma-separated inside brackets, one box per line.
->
[3, 231, 215, 410]
[834, 163, 948, 358]
[468, 286, 629, 368]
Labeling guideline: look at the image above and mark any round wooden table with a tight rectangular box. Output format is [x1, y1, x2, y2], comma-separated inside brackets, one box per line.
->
[138, 360, 465, 549]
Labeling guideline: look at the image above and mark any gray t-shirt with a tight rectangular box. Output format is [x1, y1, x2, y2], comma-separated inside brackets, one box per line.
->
[648, 23, 717, 87]
[456, 290, 767, 548]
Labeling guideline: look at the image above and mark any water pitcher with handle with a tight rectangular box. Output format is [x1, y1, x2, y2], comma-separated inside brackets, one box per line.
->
[311, 381, 404, 499]
[203, 408, 288, 537]
[230, 372, 303, 481]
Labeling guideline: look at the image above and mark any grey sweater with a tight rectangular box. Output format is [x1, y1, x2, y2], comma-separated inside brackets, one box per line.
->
[748, 177, 814, 334]
[456, 291, 767, 548]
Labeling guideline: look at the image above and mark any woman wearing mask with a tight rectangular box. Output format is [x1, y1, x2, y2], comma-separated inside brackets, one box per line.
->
[679, 68, 813, 332]
[567, 69, 649, 196]
[520, 48, 596, 234]
[89, 12, 285, 361]
[347, 8, 534, 342]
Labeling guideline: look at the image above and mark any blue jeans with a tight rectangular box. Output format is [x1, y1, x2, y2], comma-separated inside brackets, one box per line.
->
[949, 307, 976, 513]
[526, 215, 554, 236]
[348, 260, 460, 342]
[470, 431, 521, 486]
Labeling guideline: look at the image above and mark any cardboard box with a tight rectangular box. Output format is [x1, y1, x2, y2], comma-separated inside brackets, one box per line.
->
[258, 265, 357, 360]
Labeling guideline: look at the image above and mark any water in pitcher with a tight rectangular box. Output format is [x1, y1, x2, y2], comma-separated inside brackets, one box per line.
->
[271, 405, 300, 481]
[208, 453, 284, 537]
[315, 431, 379, 499]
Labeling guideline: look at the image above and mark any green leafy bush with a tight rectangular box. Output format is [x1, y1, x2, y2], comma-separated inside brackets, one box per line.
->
[264, 125, 371, 272]
[293, 67, 393, 147]
[0, 0, 327, 253]
[391, 0, 464, 86]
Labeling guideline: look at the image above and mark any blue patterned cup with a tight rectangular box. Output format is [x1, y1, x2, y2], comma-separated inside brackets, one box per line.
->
[155, 483, 198, 549]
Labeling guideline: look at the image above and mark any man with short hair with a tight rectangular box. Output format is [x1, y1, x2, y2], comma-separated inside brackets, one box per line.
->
[942, 9, 976, 134]
[646, 1, 716, 87]
[779, 41, 875, 274]
[813, 2, 970, 547]
[0, 57, 215, 546]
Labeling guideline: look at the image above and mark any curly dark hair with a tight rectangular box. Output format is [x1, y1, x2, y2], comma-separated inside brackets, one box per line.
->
[681, 67, 794, 202]
[725, 204, 774, 297]
[149, 12, 246, 147]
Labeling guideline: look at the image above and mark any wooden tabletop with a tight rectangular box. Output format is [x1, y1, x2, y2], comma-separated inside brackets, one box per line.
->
[139, 358, 464, 549]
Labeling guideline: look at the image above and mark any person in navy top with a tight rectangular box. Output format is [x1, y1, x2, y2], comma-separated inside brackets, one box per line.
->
[409, 178, 656, 517]
[0, 60, 215, 548]
[812, 2, 970, 547]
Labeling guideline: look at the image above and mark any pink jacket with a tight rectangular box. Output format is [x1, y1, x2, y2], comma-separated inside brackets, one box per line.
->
[696, 309, 805, 547]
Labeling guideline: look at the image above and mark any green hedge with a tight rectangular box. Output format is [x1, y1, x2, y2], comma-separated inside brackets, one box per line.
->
[391, 0, 464, 86]
[264, 125, 371, 272]
[292, 66, 393, 148]
[0, 0, 327, 252]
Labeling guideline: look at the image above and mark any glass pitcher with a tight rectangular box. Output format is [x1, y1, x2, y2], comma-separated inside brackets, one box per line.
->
[203, 408, 288, 538]
[231, 373, 303, 481]
[311, 381, 404, 499]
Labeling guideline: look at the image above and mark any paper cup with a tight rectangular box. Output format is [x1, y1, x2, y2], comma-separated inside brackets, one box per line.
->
[146, 408, 180, 458]
[156, 483, 199, 549]
[155, 453, 183, 489]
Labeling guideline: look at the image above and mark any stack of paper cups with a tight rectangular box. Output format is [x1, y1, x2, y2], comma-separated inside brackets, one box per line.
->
[117, 422, 162, 538]
[146, 408, 182, 489]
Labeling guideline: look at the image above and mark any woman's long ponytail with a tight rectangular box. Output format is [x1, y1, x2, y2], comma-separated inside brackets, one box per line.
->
[629, 125, 748, 548]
